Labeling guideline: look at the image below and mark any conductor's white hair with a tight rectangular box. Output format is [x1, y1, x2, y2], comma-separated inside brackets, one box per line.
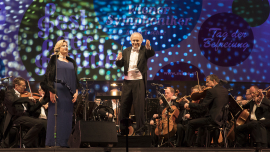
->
[130, 32, 143, 41]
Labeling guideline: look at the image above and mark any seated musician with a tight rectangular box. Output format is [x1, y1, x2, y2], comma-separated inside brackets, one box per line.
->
[2, 77, 48, 148]
[33, 85, 48, 147]
[102, 89, 120, 121]
[182, 74, 228, 147]
[236, 89, 252, 106]
[235, 86, 270, 148]
[243, 89, 253, 105]
[182, 85, 209, 147]
[236, 96, 243, 105]
[149, 87, 179, 147]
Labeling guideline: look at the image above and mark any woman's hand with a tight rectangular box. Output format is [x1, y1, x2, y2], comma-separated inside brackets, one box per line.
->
[43, 103, 49, 109]
[184, 114, 190, 119]
[50, 92, 58, 103]
[72, 92, 78, 103]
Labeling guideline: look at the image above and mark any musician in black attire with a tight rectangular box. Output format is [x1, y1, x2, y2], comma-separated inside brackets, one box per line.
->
[116, 32, 155, 132]
[235, 86, 270, 148]
[2, 77, 48, 148]
[176, 85, 208, 147]
[182, 74, 228, 147]
[149, 87, 179, 147]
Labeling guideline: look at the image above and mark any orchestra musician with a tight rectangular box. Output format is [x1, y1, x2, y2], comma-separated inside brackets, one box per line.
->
[180, 85, 209, 147]
[116, 32, 155, 134]
[236, 96, 243, 106]
[149, 87, 179, 147]
[102, 89, 120, 121]
[2, 77, 48, 148]
[182, 74, 228, 147]
[235, 86, 270, 148]
[34, 85, 48, 147]
[236, 89, 252, 106]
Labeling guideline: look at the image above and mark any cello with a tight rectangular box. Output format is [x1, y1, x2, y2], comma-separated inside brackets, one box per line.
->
[155, 93, 179, 138]
[227, 86, 270, 141]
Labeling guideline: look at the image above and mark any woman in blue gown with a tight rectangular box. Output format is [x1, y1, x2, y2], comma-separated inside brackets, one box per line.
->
[41, 40, 80, 147]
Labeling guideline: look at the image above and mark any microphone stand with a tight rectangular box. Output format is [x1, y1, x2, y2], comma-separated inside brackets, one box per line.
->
[155, 86, 161, 145]
[54, 51, 59, 147]
[84, 80, 89, 121]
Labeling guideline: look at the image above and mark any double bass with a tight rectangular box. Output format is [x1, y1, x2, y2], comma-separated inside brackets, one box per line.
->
[155, 93, 179, 138]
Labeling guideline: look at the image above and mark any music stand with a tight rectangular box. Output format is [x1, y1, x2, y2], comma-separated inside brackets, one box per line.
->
[88, 101, 97, 120]
[228, 95, 242, 117]
[110, 83, 122, 130]
[227, 95, 243, 146]
[80, 78, 91, 121]
[146, 98, 160, 122]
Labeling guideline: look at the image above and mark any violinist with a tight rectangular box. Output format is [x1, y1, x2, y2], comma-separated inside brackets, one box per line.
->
[182, 74, 228, 147]
[174, 85, 206, 147]
[149, 87, 179, 147]
[185, 85, 210, 147]
[2, 77, 48, 148]
[235, 86, 270, 148]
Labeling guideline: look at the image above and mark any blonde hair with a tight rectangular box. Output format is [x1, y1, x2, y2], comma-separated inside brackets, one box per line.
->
[53, 40, 68, 56]
[165, 87, 175, 94]
[131, 32, 143, 41]
[191, 85, 201, 92]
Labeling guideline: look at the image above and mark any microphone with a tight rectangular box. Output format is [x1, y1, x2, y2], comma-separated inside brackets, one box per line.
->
[80, 78, 91, 81]
[1, 76, 12, 81]
[151, 83, 163, 87]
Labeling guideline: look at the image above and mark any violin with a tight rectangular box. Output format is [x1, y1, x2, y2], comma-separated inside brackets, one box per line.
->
[20, 80, 42, 101]
[21, 91, 41, 100]
[190, 86, 212, 101]
[252, 86, 270, 104]
[176, 95, 191, 103]
[190, 71, 212, 101]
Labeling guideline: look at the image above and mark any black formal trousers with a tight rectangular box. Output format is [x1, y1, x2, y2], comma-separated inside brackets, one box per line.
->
[176, 123, 185, 146]
[258, 120, 270, 147]
[235, 120, 267, 147]
[120, 79, 145, 131]
[13, 116, 46, 147]
[184, 117, 216, 147]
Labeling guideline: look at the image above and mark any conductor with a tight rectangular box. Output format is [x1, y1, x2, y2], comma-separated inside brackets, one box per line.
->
[116, 32, 155, 133]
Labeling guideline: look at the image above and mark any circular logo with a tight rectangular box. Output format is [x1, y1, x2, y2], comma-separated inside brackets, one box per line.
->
[198, 13, 254, 67]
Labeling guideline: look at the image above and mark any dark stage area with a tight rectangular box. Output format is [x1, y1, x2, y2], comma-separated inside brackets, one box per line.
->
[0, 147, 263, 152]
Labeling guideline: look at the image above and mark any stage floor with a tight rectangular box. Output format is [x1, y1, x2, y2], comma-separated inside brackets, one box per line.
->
[0, 147, 266, 152]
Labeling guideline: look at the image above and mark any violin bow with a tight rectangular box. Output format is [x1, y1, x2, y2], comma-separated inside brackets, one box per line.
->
[196, 71, 202, 91]
[27, 80, 33, 97]
[263, 85, 270, 92]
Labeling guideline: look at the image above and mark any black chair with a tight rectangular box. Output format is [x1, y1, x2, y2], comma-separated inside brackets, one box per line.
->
[2, 111, 26, 148]
[9, 123, 23, 148]
[205, 104, 229, 148]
